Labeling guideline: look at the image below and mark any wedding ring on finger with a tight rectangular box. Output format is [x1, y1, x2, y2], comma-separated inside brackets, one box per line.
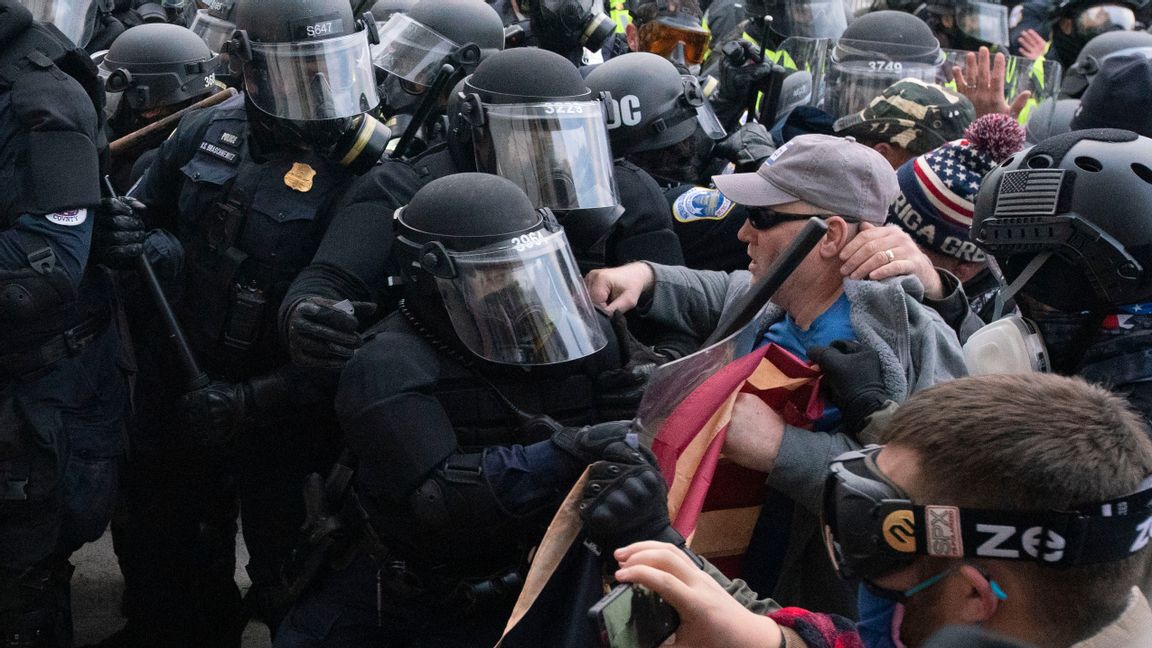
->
[884, 249, 896, 264]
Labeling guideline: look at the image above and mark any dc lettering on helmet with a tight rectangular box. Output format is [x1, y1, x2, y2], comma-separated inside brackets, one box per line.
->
[604, 95, 642, 129]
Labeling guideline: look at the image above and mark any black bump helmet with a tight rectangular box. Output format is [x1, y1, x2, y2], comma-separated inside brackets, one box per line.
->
[1059, 29, 1152, 97]
[456, 48, 623, 253]
[972, 129, 1152, 311]
[395, 173, 607, 365]
[373, 0, 503, 90]
[585, 51, 724, 156]
[19, 0, 104, 47]
[100, 23, 220, 112]
[190, 0, 237, 53]
[229, 0, 388, 172]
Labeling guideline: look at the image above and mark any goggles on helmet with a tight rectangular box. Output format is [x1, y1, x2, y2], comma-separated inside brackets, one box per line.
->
[637, 16, 711, 65]
[822, 445, 1152, 581]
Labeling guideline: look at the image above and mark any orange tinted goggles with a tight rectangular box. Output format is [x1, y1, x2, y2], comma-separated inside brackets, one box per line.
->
[637, 18, 711, 65]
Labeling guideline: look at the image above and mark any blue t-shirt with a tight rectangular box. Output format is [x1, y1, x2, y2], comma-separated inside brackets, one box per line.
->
[758, 293, 856, 430]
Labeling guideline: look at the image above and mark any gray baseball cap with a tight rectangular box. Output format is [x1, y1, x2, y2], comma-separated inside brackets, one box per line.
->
[712, 134, 900, 224]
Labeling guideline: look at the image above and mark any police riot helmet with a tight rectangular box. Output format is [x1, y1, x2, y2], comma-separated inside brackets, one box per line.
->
[373, 0, 503, 90]
[1051, 0, 1151, 68]
[518, 0, 617, 54]
[823, 10, 945, 118]
[972, 129, 1152, 311]
[457, 48, 623, 253]
[19, 0, 105, 47]
[585, 52, 724, 156]
[190, 0, 237, 53]
[229, 0, 388, 173]
[1059, 29, 1152, 97]
[100, 23, 220, 114]
[135, 0, 198, 26]
[395, 173, 608, 365]
[744, 0, 849, 44]
[915, 0, 1010, 52]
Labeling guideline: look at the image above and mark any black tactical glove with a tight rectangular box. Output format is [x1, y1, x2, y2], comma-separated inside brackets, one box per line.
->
[808, 340, 890, 438]
[717, 40, 776, 106]
[580, 443, 684, 552]
[181, 380, 250, 447]
[713, 121, 776, 172]
[551, 420, 641, 466]
[595, 313, 669, 420]
[286, 297, 375, 369]
[93, 196, 147, 269]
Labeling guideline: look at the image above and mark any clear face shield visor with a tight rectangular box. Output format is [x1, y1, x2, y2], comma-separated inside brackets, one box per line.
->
[191, 9, 236, 53]
[945, 2, 1011, 49]
[824, 39, 944, 118]
[371, 13, 459, 89]
[1075, 4, 1139, 39]
[242, 31, 380, 121]
[770, 0, 849, 39]
[472, 100, 621, 212]
[432, 228, 608, 365]
[24, 0, 97, 47]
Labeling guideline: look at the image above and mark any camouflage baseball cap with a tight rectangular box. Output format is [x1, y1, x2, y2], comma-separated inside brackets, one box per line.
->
[833, 78, 976, 155]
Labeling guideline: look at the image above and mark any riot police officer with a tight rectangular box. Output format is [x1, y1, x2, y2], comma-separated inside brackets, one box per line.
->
[1051, 0, 1150, 68]
[508, 0, 617, 64]
[372, 0, 504, 152]
[1058, 28, 1152, 97]
[97, 22, 222, 189]
[275, 172, 648, 648]
[915, 0, 1012, 52]
[1, 1, 128, 646]
[586, 52, 759, 274]
[93, 0, 390, 645]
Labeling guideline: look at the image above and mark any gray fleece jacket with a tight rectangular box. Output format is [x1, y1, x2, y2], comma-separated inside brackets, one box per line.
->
[637, 264, 968, 615]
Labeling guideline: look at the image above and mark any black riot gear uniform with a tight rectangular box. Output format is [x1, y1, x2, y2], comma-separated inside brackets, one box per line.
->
[97, 1, 387, 645]
[0, 1, 128, 646]
[275, 173, 643, 647]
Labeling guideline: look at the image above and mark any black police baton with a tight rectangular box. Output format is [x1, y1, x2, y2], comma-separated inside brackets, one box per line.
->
[703, 217, 828, 345]
[105, 177, 210, 391]
[390, 44, 479, 160]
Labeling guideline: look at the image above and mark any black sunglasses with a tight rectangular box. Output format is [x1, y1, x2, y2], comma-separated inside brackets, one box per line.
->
[746, 207, 854, 230]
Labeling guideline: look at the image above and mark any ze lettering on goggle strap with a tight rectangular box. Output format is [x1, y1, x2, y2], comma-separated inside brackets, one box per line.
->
[975, 524, 1067, 563]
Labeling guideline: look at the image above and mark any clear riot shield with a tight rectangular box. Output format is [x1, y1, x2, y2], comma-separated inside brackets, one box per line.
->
[636, 218, 828, 445]
[763, 36, 831, 118]
[940, 50, 1064, 124]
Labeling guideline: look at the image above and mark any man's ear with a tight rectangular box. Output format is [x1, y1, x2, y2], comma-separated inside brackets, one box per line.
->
[955, 564, 1004, 624]
[819, 216, 855, 259]
[1059, 17, 1074, 36]
[626, 22, 640, 52]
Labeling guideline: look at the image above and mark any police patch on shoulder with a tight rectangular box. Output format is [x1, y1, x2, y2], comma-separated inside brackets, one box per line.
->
[673, 188, 736, 223]
[44, 209, 87, 227]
